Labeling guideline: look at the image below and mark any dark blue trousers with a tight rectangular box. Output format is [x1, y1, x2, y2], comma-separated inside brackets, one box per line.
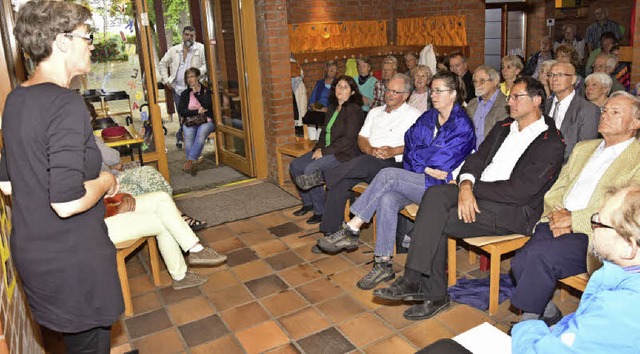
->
[510, 223, 588, 314]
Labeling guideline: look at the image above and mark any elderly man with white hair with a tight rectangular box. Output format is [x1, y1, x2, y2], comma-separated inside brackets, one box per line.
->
[585, 72, 613, 107]
[592, 53, 625, 93]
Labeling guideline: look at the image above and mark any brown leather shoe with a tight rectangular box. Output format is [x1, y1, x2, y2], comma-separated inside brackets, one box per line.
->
[183, 160, 197, 176]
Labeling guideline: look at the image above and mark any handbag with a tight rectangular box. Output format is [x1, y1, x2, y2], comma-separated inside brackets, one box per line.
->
[184, 113, 208, 127]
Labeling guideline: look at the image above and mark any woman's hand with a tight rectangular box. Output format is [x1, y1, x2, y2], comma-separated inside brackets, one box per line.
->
[101, 171, 119, 198]
[198, 107, 208, 114]
[425, 168, 448, 180]
[312, 149, 323, 160]
[116, 194, 136, 213]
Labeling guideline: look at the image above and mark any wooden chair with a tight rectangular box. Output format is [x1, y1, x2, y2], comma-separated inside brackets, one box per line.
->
[207, 132, 219, 165]
[447, 234, 530, 315]
[276, 124, 316, 186]
[559, 272, 589, 301]
[115, 236, 162, 316]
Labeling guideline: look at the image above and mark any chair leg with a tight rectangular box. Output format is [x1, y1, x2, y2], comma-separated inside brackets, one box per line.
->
[488, 251, 501, 316]
[468, 249, 477, 265]
[560, 287, 569, 302]
[116, 253, 133, 317]
[212, 135, 219, 166]
[344, 199, 351, 221]
[147, 237, 162, 286]
[276, 150, 285, 187]
[447, 237, 457, 286]
[372, 215, 377, 245]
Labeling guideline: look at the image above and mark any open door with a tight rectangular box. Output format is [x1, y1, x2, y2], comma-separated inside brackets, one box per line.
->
[200, 0, 255, 176]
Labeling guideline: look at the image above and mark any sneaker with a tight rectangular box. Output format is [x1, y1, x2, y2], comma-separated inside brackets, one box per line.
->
[317, 223, 360, 253]
[172, 271, 208, 290]
[187, 247, 227, 266]
[357, 257, 395, 290]
[295, 171, 324, 190]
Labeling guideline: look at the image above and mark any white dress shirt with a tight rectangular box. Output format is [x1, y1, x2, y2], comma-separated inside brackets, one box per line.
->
[460, 117, 549, 185]
[549, 90, 576, 129]
[564, 138, 635, 211]
[359, 103, 420, 162]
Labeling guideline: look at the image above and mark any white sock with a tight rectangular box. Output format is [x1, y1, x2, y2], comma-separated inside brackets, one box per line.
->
[174, 273, 186, 281]
[189, 244, 204, 253]
[346, 220, 360, 232]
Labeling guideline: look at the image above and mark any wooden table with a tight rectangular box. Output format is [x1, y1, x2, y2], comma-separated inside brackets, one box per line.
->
[95, 126, 145, 164]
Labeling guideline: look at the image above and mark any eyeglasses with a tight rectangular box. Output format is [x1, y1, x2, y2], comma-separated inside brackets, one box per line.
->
[547, 72, 574, 79]
[472, 78, 491, 85]
[431, 89, 453, 95]
[64, 32, 93, 44]
[591, 212, 615, 231]
[385, 89, 408, 96]
[506, 93, 530, 102]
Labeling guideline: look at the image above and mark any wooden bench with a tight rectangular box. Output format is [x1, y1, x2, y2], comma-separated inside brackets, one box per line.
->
[276, 125, 315, 186]
[559, 272, 589, 301]
[115, 236, 162, 316]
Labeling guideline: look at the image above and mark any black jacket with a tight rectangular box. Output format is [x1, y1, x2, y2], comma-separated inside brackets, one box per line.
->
[178, 85, 214, 121]
[460, 115, 566, 234]
[313, 101, 365, 162]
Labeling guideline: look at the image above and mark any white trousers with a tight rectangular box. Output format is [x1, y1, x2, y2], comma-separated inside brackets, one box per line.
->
[105, 191, 198, 279]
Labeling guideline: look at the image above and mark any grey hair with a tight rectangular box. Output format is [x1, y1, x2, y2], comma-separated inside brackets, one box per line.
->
[414, 65, 432, 80]
[540, 59, 558, 72]
[585, 72, 613, 95]
[474, 65, 500, 83]
[383, 55, 398, 69]
[390, 73, 412, 93]
[609, 91, 640, 122]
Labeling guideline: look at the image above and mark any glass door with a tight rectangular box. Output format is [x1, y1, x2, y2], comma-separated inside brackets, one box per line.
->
[201, 0, 254, 176]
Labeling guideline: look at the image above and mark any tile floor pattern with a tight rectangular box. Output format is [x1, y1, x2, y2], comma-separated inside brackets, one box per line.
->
[46, 198, 583, 354]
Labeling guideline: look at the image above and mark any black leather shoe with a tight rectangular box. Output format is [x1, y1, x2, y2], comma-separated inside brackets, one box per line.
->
[403, 295, 451, 321]
[306, 214, 323, 224]
[373, 276, 424, 301]
[293, 205, 313, 216]
[541, 310, 563, 327]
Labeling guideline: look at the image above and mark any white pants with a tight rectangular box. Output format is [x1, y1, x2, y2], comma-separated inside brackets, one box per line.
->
[105, 191, 198, 280]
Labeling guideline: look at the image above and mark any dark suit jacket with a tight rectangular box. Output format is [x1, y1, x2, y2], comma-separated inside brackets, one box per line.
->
[460, 116, 566, 234]
[544, 92, 600, 162]
[178, 85, 214, 120]
[461, 71, 476, 103]
[465, 90, 509, 139]
[314, 101, 365, 162]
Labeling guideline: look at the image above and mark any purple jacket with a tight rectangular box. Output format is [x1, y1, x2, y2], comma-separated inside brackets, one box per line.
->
[403, 104, 476, 188]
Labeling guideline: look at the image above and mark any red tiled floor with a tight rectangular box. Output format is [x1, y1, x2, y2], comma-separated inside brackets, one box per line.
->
[235, 321, 290, 354]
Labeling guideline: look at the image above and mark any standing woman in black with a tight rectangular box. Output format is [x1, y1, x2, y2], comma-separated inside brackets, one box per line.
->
[0, 2, 122, 353]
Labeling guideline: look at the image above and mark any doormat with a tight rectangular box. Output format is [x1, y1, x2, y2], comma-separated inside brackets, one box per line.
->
[174, 181, 301, 227]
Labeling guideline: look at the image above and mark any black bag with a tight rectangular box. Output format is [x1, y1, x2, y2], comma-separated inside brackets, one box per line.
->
[302, 110, 325, 126]
[185, 113, 208, 127]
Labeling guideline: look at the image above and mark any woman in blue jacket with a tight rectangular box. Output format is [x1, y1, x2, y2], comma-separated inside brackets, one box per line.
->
[302, 60, 338, 127]
[318, 71, 476, 290]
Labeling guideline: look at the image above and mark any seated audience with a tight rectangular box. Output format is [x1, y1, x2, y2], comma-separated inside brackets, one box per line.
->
[404, 52, 419, 78]
[316, 74, 420, 241]
[373, 77, 565, 321]
[555, 43, 585, 94]
[591, 53, 626, 93]
[105, 191, 227, 290]
[317, 72, 476, 290]
[554, 23, 585, 61]
[585, 31, 618, 76]
[302, 60, 338, 127]
[466, 65, 509, 149]
[290, 76, 365, 224]
[585, 72, 613, 107]
[610, 45, 631, 91]
[538, 60, 557, 98]
[407, 65, 432, 114]
[545, 62, 600, 161]
[371, 56, 398, 109]
[524, 37, 554, 79]
[436, 55, 449, 73]
[500, 55, 524, 96]
[510, 91, 640, 330]
[584, 6, 622, 54]
[512, 182, 640, 353]
[449, 52, 475, 102]
[355, 57, 377, 113]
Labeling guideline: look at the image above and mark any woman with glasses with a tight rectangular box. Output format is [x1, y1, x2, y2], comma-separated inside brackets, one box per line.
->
[317, 71, 475, 290]
[0, 2, 121, 352]
[178, 67, 215, 176]
[500, 55, 524, 96]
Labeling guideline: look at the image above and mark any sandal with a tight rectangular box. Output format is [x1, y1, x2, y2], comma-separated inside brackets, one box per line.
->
[182, 214, 208, 231]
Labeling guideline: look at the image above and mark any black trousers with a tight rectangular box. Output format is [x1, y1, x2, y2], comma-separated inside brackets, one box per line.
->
[63, 326, 112, 354]
[406, 184, 513, 300]
[320, 154, 399, 233]
[510, 223, 588, 314]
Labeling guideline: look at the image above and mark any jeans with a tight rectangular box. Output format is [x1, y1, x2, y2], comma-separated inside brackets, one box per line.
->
[183, 121, 215, 161]
[289, 151, 341, 215]
[350, 168, 426, 256]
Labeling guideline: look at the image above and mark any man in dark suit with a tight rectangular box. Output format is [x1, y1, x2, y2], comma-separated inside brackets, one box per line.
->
[373, 77, 566, 321]
[465, 65, 509, 149]
[545, 62, 600, 161]
[449, 52, 475, 103]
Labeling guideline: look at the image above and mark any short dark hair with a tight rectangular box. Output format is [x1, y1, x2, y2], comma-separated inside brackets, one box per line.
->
[329, 75, 363, 107]
[514, 76, 546, 109]
[449, 51, 466, 62]
[432, 71, 466, 105]
[183, 25, 196, 33]
[600, 31, 618, 43]
[14, 1, 92, 65]
[184, 67, 201, 84]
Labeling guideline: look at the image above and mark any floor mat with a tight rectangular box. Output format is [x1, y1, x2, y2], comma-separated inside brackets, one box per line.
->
[175, 181, 301, 227]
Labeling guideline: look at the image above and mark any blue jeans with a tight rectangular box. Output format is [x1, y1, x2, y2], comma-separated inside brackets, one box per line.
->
[183, 121, 215, 161]
[289, 151, 340, 215]
[350, 167, 426, 257]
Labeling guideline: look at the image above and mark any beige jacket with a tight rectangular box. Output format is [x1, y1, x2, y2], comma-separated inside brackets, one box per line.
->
[158, 42, 207, 86]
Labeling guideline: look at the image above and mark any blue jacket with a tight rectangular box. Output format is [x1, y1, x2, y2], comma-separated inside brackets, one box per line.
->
[308, 79, 331, 108]
[403, 104, 475, 188]
[512, 261, 640, 353]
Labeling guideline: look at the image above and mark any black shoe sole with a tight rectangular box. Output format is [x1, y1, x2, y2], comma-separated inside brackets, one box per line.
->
[306, 216, 322, 224]
[403, 301, 451, 321]
[373, 290, 425, 302]
[357, 272, 395, 290]
[317, 242, 359, 253]
[293, 207, 313, 216]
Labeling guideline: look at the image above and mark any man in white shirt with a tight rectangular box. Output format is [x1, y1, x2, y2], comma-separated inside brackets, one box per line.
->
[510, 91, 640, 327]
[373, 77, 566, 321]
[158, 26, 207, 148]
[545, 62, 600, 161]
[316, 74, 420, 240]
